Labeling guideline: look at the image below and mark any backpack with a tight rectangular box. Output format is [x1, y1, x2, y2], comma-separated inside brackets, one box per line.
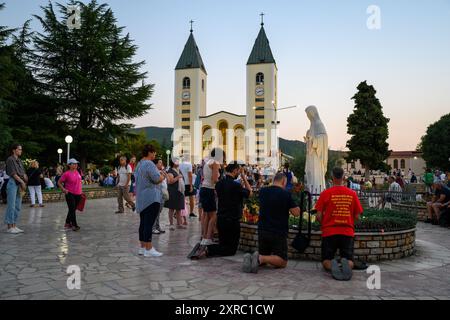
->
[291, 191, 312, 253]
[424, 173, 434, 186]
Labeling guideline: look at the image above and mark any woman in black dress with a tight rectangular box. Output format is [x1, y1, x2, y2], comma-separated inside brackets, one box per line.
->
[164, 158, 186, 230]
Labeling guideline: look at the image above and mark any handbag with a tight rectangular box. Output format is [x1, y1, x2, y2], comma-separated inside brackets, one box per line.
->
[291, 191, 312, 253]
[161, 180, 169, 201]
[76, 193, 87, 212]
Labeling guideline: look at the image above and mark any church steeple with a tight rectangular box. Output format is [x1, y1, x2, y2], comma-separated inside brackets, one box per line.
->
[175, 29, 207, 74]
[247, 22, 276, 65]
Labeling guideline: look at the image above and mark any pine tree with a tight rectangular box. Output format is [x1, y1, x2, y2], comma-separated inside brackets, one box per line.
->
[0, 3, 15, 155]
[346, 81, 390, 178]
[33, 0, 154, 168]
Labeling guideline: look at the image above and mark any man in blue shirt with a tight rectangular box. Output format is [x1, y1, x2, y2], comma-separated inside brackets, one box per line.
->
[426, 182, 450, 224]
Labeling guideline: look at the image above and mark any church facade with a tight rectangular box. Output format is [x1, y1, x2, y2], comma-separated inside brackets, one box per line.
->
[172, 21, 279, 167]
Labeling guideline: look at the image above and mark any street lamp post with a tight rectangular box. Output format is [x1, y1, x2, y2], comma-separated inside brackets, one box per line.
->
[166, 150, 171, 167]
[57, 148, 63, 164]
[65, 135, 73, 163]
[253, 103, 297, 168]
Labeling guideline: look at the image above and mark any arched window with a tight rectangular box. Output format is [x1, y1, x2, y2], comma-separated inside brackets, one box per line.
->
[202, 79, 205, 91]
[183, 77, 190, 89]
[256, 72, 264, 85]
[400, 159, 406, 169]
[394, 159, 399, 169]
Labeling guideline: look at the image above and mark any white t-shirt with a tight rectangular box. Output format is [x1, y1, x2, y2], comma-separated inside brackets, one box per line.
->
[389, 182, 402, 192]
[117, 165, 132, 187]
[44, 177, 54, 189]
[440, 173, 446, 181]
[179, 161, 193, 185]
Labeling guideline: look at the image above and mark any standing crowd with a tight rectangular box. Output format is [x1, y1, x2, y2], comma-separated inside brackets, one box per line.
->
[3, 142, 449, 281]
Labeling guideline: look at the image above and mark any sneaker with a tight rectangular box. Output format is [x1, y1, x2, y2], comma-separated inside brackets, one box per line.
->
[189, 213, 197, 218]
[72, 226, 81, 232]
[138, 248, 145, 256]
[64, 223, 72, 230]
[14, 227, 24, 233]
[251, 251, 259, 273]
[152, 229, 161, 235]
[144, 248, 163, 257]
[203, 239, 214, 246]
[7, 228, 20, 234]
[158, 229, 166, 234]
[242, 253, 252, 273]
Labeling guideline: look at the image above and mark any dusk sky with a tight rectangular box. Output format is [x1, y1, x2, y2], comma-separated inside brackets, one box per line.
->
[2, 0, 450, 151]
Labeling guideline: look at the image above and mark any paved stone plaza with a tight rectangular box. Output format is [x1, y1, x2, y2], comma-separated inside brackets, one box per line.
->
[1, 198, 449, 300]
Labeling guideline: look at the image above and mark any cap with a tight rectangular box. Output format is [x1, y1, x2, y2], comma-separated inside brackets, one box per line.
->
[68, 158, 79, 165]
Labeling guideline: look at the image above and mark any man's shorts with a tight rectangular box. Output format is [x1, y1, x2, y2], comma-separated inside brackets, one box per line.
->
[321, 235, 354, 261]
[184, 185, 196, 197]
[199, 187, 216, 212]
[258, 229, 288, 261]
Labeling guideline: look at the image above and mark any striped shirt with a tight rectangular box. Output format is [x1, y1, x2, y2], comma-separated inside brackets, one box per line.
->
[134, 160, 162, 213]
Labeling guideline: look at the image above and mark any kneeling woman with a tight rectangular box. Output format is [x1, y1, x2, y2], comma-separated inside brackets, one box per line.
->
[135, 144, 167, 257]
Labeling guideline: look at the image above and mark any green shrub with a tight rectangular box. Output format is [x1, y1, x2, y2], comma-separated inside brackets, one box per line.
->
[100, 166, 113, 176]
[287, 208, 417, 232]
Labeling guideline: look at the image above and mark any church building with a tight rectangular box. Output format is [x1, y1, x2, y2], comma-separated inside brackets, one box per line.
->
[172, 18, 279, 167]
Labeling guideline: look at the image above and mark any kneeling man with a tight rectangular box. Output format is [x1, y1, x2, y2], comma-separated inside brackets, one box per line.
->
[243, 172, 300, 273]
[316, 167, 363, 281]
[191, 162, 252, 259]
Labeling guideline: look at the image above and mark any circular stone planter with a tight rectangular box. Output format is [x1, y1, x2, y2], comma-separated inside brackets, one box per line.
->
[239, 223, 416, 262]
[391, 203, 427, 222]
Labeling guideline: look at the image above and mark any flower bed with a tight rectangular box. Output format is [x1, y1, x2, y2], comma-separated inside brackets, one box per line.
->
[239, 224, 416, 262]
[392, 203, 428, 222]
[240, 197, 418, 262]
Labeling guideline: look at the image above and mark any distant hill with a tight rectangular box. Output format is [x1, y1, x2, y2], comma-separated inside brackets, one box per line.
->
[132, 126, 173, 147]
[279, 138, 306, 156]
[132, 126, 342, 158]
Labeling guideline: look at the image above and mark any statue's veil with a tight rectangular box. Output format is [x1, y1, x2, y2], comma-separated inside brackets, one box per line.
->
[305, 105, 327, 136]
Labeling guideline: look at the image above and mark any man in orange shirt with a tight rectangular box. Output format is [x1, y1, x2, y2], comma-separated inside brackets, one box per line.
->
[315, 167, 363, 281]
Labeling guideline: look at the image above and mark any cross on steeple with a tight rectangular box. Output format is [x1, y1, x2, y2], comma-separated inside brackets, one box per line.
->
[190, 20, 194, 33]
[260, 12, 265, 26]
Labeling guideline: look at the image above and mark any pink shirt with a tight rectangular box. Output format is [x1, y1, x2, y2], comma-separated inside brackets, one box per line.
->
[59, 170, 82, 195]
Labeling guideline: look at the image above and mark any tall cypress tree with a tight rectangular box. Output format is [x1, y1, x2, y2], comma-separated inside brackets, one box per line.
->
[33, 0, 154, 168]
[346, 81, 390, 178]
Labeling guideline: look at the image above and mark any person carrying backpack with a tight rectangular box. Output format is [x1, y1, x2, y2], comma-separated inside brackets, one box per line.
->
[424, 168, 434, 194]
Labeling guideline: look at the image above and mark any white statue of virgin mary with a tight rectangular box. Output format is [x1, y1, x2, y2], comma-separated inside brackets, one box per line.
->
[304, 106, 328, 194]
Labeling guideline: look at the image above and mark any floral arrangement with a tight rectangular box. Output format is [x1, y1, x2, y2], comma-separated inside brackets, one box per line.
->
[22, 158, 36, 170]
[242, 194, 260, 224]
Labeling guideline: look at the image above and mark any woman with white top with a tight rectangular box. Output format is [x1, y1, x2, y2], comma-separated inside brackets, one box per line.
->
[199, 148, 224, 246]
